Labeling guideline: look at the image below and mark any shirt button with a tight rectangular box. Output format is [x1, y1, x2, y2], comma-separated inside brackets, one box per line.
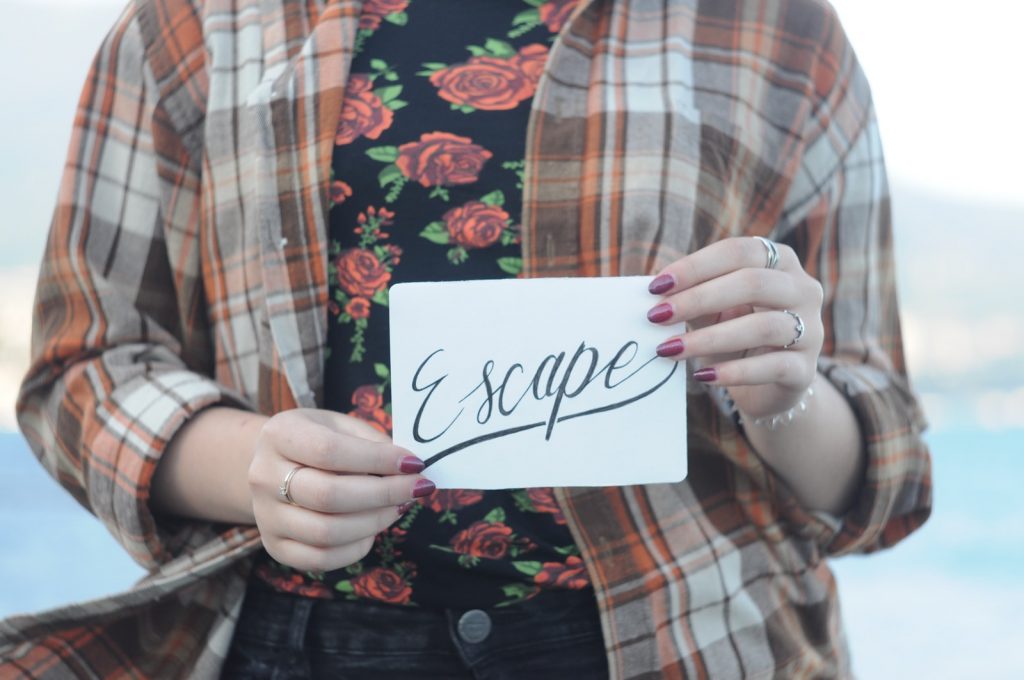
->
[457, 609, 492, 644]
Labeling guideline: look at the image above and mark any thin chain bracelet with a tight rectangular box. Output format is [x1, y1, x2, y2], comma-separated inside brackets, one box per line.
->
[718, 385, 815, 430]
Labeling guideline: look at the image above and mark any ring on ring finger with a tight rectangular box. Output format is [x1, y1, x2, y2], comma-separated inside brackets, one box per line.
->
[279, 464, 305, 506]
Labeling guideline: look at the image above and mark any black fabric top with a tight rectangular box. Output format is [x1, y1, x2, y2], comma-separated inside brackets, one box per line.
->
[249, 0, 591, 609]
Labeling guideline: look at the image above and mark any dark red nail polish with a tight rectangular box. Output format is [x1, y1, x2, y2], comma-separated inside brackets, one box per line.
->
[656, 338, 684, 357]
[649, 273, 676, 295]
[647, 302, 673, 323]
[693, 367, 718, 382]
[413, 479, 436, 498]
[399, 455, 425, 474]
[398, 501, 415, 515]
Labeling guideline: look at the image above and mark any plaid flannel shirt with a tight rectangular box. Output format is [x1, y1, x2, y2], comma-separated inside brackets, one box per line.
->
[3, 0, 932, 677]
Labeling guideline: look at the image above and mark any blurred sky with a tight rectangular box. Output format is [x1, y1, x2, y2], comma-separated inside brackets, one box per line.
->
[0, 1, 1022, 678]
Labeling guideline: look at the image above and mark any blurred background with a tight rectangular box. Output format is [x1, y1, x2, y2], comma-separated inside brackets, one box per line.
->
[1, 1, 1021, 677]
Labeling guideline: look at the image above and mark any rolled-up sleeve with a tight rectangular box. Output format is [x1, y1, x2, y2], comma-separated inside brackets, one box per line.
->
[15, 4, 252, 571]
[771, 26, 932, 556]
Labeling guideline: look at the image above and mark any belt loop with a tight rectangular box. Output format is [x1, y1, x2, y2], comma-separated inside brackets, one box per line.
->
[286, 597, 316, 653]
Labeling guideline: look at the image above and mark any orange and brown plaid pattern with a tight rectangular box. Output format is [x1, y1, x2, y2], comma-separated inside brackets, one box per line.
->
[3, 0, 931, 677]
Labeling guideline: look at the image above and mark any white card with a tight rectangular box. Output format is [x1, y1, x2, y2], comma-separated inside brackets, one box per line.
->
[388, 276, 687, 489]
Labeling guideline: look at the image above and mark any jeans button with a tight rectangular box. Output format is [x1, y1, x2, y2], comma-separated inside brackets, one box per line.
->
[457, 609, 492, 644]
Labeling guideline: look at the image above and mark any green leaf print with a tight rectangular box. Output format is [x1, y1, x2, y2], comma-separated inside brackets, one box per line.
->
[385, 11, 408, 26]
[420, 221, 450, 244]
[511, 489, 535, 512]
[378, 163, 403, 188]
[508, 8, 541, 38]
[497, 257, 523, 276]
[388, 99, 409, 110]
[501, 159, 526, 190]
[479, 189, 505, 207]
[335, 580, 355, 593]
[524, 0, 545, 7]
[372, 288, 389, 306]
[512, 561, 543, 576]
[369, 58, 389, 71]
[375, 84, 403, 104]
[447, 247, 468, 265]
[496, 583, 538, 607]
[428, 184, 451, 200]
[484, 507, 507, 524]
[484, 38, 517, 58]
[374, 363, 390, 380]
[366, 145, 399, 163]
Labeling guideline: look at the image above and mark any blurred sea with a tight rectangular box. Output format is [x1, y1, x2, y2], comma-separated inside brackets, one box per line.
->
[1, 429, 1021, 678]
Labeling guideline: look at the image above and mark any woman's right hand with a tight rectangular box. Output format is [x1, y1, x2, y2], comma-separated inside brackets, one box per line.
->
[247, 408, 434, 573]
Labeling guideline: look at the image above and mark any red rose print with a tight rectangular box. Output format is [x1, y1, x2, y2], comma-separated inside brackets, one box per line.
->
[512, 44, 549, 84]
[346, 73, 373, 95]
[350, 407, 392, 434]
[429, 57, 533, 111]
[296, 580, 333, 599]
[331, 179, 353, 205]
[358, 0, 409, 30]
[424, 489, 485, 513]
[335, 74, 394, 145]
[443, 201, 508, 249]
[395, 132, 492, 187]
[352, 385, 383, 412]
[451, 521, 513, 559]
[368, 407, 392, 433]
[345, 296, 371, 319]
[539, 0, 577, 33]
[335, 248, 391, 298]
[526, 488, 567, 525]
[534, 555, 589, 589]
[352, 567, 413, 605]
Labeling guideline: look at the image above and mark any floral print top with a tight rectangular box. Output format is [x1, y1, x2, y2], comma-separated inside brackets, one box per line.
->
[249, 0, 592, 609]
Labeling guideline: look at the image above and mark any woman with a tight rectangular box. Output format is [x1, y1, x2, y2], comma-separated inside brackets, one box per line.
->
[3, 0, 931, 677]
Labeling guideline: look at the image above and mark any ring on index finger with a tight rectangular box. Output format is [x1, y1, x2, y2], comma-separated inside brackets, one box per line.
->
[753, 236, 780, 270]
[278, 464, 305, 506]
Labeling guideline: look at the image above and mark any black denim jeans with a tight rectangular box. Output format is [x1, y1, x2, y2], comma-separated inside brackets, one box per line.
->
[222, 584, 610, 679]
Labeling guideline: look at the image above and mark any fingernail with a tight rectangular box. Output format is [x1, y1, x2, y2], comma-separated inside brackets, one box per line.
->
[694, 367, 718, 382]
[649, 274, 675, 295]
[398, 501, 415, 515]
[399, 455, 425, 474]
[413, 479, 436, 498]
[647, 302, 673, 323]
[656, 338, 684, 357]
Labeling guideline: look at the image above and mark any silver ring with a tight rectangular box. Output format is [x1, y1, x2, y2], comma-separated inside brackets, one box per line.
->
[754, 236, 779, 270]
[278, 465, 304, 505]
[781, 309, 805, 348]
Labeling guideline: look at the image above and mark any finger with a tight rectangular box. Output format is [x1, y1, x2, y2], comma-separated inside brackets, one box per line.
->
[264, 419, 421, 475]
[284, 467, 436, 513]
[299, 407, 392, 444]
[648, 237, 800, 296]
[270, 536, 377, 574]
[656, 310, 816, 360]
[647, 269, 800, 324]
[271, 504, 405, 550]
[691, 351, 813, 390]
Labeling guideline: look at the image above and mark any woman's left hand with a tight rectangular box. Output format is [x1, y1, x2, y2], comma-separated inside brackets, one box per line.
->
[646, 236, 825, 420]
